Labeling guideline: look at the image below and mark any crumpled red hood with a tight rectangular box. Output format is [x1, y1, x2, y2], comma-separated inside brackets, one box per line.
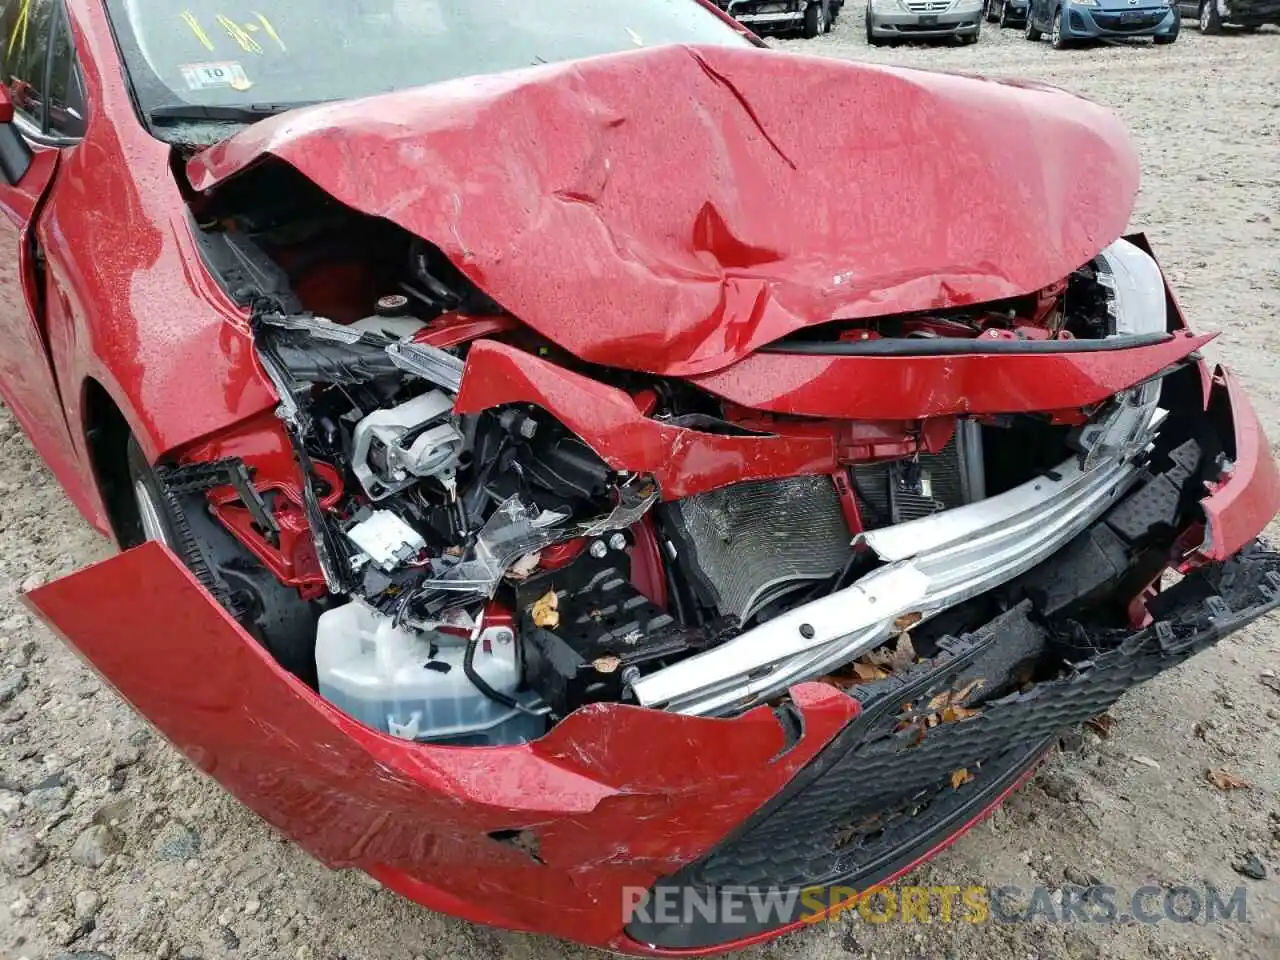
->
[188, 44, 1138, 377]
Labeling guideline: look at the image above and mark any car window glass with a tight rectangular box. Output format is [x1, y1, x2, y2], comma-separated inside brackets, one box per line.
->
[0, 0, 57, 128]
[108, 0, 748, 115]
[46, 7, 85, 137]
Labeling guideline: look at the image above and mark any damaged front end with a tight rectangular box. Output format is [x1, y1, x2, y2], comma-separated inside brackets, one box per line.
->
[21, 45, 1280, 954]
[127, 224, 1273, 745]
[27, 207, 1280, 952]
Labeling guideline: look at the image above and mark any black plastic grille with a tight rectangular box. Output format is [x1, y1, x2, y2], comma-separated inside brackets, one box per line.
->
[627, 542, 1280, 949]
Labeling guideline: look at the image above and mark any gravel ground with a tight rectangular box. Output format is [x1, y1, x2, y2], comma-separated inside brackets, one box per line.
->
[3, 12, 1280, 960]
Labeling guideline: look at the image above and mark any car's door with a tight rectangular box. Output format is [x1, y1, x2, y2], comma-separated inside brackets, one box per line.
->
[0, 0, 84, 476]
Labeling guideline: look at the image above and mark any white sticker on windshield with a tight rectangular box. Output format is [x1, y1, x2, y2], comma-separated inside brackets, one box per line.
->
[180, 62, 253, 92]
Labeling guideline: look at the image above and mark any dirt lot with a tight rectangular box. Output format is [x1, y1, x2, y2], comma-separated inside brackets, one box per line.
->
[3, 11, 1280, 960]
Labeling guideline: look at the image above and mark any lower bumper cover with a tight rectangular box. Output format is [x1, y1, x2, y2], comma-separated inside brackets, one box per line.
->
[718, 1, 805, 26]
[625, 542, 1280, 948]
[868, 10, 983, 36]
[1067, 6, 1178, 36]
[1220, 0, 1280, 23]
[20, 361, 1280, 955]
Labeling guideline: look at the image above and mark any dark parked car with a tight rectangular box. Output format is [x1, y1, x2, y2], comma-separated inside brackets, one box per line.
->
[714, 0, 844, 35]
[1024, 0, 1179, 46]
[985, 0, 1031, 25]
[1178, 0, 1280, 30]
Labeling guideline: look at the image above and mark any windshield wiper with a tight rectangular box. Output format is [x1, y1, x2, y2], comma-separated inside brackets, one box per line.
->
[148, 101, 327, 126]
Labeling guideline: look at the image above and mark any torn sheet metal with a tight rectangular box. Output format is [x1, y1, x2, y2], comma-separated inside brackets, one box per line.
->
[454, 340, 840, 500]
[188, 44, 1139, 377]
[412, 479, 659, 604]
[255, 312, 464, 392]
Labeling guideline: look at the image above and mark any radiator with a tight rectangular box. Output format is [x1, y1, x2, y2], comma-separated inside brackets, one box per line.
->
[664, 475, 852, 624]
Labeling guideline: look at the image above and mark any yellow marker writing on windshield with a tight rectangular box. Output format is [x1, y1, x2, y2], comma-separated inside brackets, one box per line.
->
[255, 12, 286, 51]
[180, 10, 215, 51]
[7, 0, 31, 60]
[217, 14, 263, 54]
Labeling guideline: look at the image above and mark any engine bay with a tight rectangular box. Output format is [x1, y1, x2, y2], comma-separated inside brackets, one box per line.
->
[171, 164, 1203, 746]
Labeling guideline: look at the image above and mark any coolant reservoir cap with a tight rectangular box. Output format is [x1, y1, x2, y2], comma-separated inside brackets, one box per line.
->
[376, 293, 410, 317]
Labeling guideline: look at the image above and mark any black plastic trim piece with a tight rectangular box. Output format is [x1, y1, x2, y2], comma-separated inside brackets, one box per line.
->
[762, 331, 1173, 356]
[0, 124, 32, 184]
[625, 541, 1280, 950]
[626, 738, 1050, 950]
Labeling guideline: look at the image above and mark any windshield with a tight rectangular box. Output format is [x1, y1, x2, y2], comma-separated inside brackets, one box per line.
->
[106, 0, 749, 131]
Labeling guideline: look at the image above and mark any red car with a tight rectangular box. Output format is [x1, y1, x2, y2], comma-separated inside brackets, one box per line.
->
[4, 0, 1279, 954]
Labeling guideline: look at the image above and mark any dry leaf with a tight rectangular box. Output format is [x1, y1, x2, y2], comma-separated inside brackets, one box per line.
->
[1086, 713, 1116, 738]
[866, 647, 895, 668]
[506, 551, 541, 580]
[862, 631, 920, 675]
[1206, 769, 1250, 792]
[853, 661, 888, 683]
[893, 612, 923, 633]
[942, 704, 983, 724]
[593, 655, 622, 674]
[890, 633, 917, 671]
[950, 768, 974, 789]
[927, 678, 985, 714]
[531, 590, 560, 629]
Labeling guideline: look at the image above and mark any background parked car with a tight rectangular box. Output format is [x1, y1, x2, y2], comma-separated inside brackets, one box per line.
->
[866, 0, 984, 45]
[1178, 0, 1280, 31]
[1024, 0, 1180, 46]
[714, 0, 843, 36]
[985, 0, 1031, 25]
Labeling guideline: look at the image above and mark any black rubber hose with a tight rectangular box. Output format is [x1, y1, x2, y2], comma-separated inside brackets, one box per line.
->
[463, 633, 538, 716]
[853, 478, 889, 528]
[664, 555, 691, 625]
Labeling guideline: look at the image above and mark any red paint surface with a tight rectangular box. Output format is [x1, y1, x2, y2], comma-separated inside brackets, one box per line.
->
[1199, 366, 1280, 561]
[23, 542, 858, 950]
[0, 2, 278, 539]
[630, 517, 670, 609]
[455, 340, 840, 499]
[0, 144, 84, 503]
[183, 413, 341, 591]
[411, 314, 518, 349]
[689, 332, 1214, 419]
[22, 375, 1280, 953]
[4, 5, 1278, 955]
[189, 44, 1139, 377]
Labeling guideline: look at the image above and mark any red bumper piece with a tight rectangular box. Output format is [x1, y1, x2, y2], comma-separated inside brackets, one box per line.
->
[22, 544, 857, 948]
[1199, 366, 1280, 561]
[455, 340, 844, 498]
[689, 331, 1214, 420]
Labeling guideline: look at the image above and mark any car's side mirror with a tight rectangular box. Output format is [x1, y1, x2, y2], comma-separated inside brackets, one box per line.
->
[0, 84, 32, 185]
